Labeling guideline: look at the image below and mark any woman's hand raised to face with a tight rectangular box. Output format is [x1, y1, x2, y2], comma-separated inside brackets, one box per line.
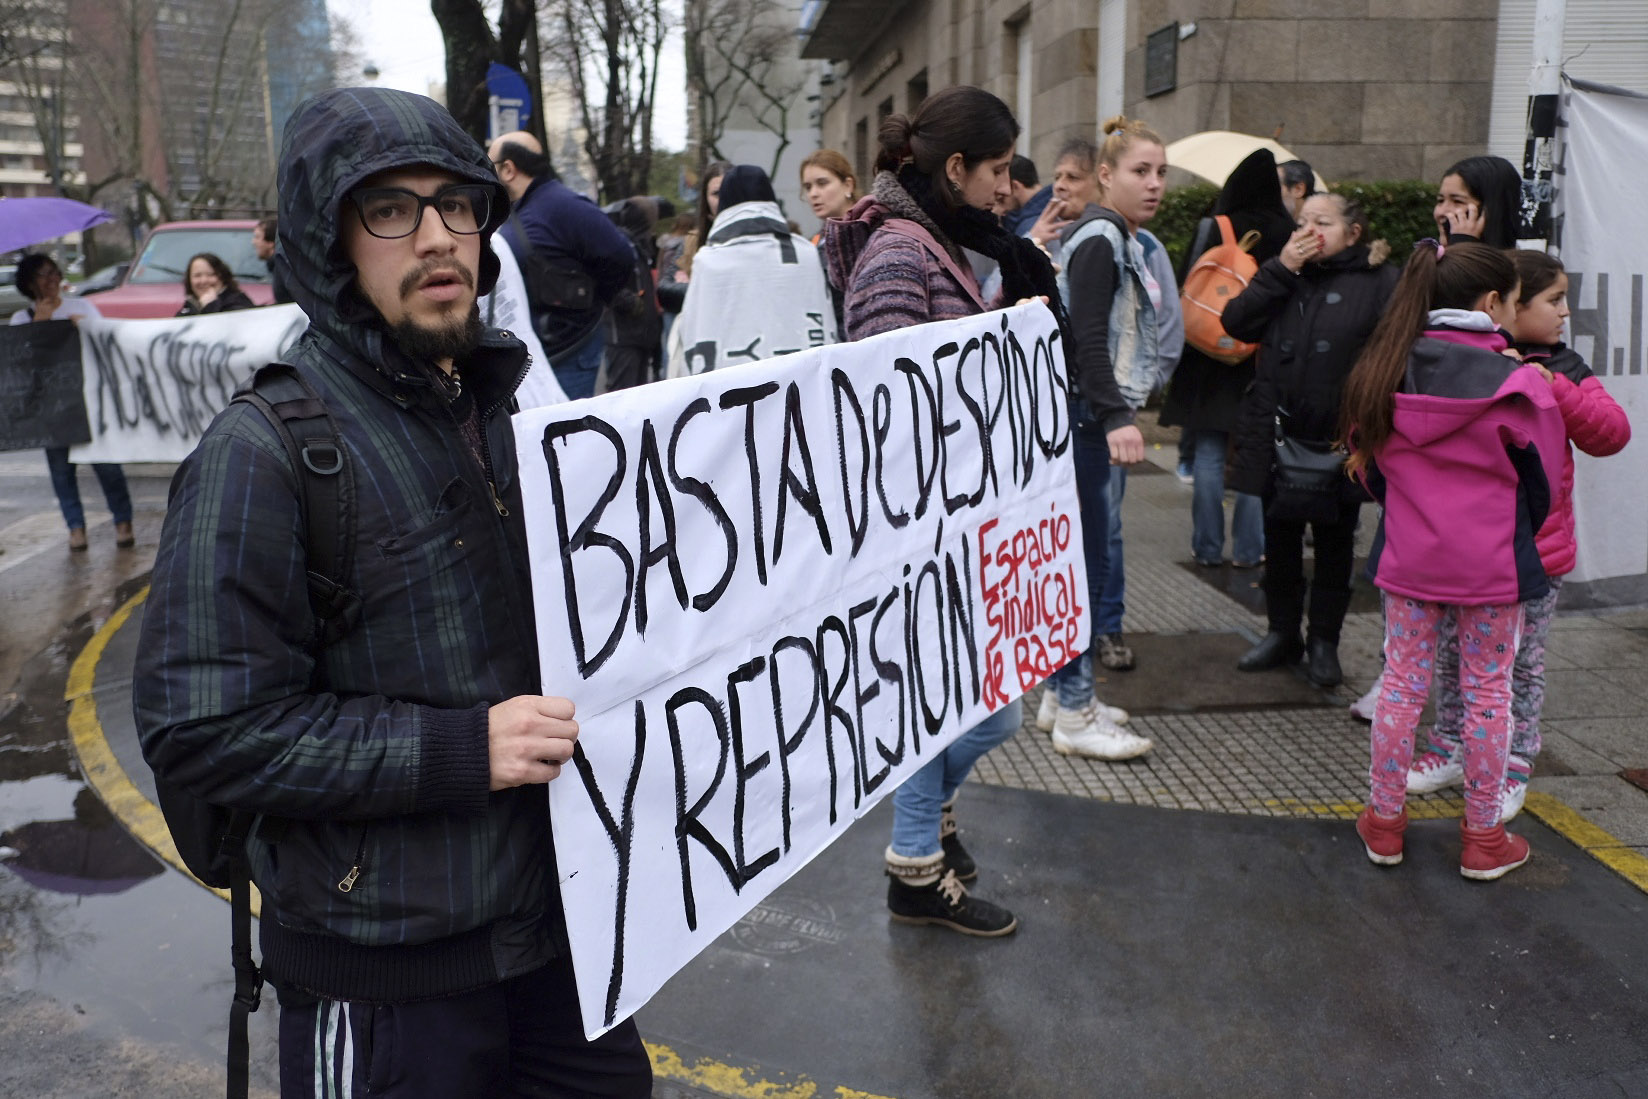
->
[1438, 202, 1486, 243]
[1281, 225, 1322, 273]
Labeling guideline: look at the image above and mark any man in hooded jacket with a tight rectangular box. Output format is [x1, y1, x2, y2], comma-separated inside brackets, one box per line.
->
[133, 87, 652, 1098]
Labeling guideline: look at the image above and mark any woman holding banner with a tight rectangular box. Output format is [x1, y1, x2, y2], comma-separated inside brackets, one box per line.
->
[10, 254, 134, 552]
[822, 85, 1067, 938]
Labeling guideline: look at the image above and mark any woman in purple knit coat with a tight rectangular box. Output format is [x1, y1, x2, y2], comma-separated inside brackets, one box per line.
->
[821, 85, 1068, 938]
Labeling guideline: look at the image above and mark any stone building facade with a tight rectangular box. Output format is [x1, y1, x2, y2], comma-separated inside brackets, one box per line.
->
[800, 0, 1500, 186]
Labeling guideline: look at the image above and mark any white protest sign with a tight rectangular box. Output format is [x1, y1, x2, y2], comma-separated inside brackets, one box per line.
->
[482, 235, 567, 409]
[70, 305, 309, 463]
[1556, 78, 1648, 597]
[512, 302, 1086, 1038]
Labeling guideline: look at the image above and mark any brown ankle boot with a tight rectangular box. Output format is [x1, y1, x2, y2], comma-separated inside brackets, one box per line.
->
[68, 527, 88, 551]
[115, 521, 135, 548]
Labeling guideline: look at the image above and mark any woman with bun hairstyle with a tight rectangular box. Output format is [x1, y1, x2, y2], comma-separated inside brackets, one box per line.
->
[1224, 192, 1399, 687]
[1032, 117, 1171, 762]
[1341, 240, 1566, 880]
[1433, 155, 1523, 247]
[821, 84, 1067, 939]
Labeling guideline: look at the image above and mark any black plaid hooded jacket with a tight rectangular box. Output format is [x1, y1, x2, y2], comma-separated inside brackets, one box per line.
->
[134, 87, 560, 1004]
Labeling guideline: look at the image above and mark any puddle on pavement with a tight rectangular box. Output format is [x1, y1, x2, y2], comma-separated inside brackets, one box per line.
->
[0, 610, 277, 1074]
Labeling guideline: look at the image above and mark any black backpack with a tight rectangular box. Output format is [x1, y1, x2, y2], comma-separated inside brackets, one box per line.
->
[150, 362, 360, 1099]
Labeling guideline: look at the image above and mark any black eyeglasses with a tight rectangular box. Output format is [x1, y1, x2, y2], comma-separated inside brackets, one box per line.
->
[348, 184, 493, 240]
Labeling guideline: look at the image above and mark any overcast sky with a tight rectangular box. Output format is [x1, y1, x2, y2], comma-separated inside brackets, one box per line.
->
[328, 0, 688, 150]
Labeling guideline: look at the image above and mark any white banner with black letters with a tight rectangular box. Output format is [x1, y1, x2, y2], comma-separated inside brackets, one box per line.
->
[68, 237, 563, 462]
[512, 302, 1087, 1038]
[1556, 77, 1647, 605]
[68, 305, 309, 464]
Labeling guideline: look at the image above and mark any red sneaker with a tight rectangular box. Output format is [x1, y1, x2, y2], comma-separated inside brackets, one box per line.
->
[1460, 822, 1531, 881]
[1355, 807, 1407, 866]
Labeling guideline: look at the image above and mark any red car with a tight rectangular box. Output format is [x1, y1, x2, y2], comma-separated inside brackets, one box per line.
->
[90, 220, 276, 318]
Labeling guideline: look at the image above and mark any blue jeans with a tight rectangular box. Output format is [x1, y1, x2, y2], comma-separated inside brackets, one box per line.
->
[45, 448, 131, 531]
[1096, 464, 1127, 634]
[889, 698, 1024, 858]
[552, 327, 606, 401]
[1048, 426, 1112, 708]
[1190, 430, 1264, 565]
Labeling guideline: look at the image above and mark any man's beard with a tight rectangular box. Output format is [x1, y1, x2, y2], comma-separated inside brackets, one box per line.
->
[389, 303, 483, 363]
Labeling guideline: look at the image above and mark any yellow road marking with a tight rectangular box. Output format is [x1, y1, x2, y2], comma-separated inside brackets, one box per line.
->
[645, 1042, 895, 1099]
[68, 589, 899, 1098]
[65, 585, 260, 913]
[1524, 791, 1648, 893]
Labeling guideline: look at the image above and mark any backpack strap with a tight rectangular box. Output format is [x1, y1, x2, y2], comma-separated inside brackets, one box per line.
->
[225, 811, 258, 1099]
[211, 362, 359, 1099]
[233, 362, 361, 646]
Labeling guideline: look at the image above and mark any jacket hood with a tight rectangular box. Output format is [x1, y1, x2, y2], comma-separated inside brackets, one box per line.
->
[274, 87, 510, 372]
[1215, 149, 1289, 220]
[1394, 341, 1552, 446]
[716, 165, 778, 209]
[707, 199, 792, 244]
[820, 192, 892, 293]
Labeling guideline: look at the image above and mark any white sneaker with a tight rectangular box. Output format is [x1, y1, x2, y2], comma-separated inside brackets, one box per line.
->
[1500, 755, 1532, 822]
[1036, 691, 1128, 731]
[1051, 703, 1151, 760]
[1349, 675, 1383, 722]
[1406, 749, 1464, 794]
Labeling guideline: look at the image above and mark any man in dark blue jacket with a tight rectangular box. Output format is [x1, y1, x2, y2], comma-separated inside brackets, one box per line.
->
[134, 87, 651, 1097]
[489, 129, 634, 400]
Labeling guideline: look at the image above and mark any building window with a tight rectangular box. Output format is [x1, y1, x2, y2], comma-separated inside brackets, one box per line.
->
[855, 116, 868, 183]
[906, 69, 928, 113]
[1004, 10, 1033, 139]
[878, 96, 894, 124]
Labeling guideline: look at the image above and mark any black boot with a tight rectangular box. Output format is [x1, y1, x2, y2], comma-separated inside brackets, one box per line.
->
[886, 871, 1018, 937]
[939, 800, 976, 881]
[1305, 637, 1343, 687]
[1237, 632, 1304, 671]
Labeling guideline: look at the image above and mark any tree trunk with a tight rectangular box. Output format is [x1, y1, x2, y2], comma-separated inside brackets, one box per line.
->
[431, 0, 499, 142]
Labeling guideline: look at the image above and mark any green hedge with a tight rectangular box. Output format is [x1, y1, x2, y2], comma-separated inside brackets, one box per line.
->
[1151, 179, 1440, 274]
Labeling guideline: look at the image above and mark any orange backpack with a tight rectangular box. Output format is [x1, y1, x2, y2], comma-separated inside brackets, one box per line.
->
[1180, 215, 1263, 365]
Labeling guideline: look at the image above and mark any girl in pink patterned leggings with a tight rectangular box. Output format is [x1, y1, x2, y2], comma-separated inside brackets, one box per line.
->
[1339, 240, 1567, 881]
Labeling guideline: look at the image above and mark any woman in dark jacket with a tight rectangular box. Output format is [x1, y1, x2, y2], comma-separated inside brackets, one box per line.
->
[1159, 149, 1295, 568]
[1224, 192, 1399, 685]
[176, 252, 255, 315]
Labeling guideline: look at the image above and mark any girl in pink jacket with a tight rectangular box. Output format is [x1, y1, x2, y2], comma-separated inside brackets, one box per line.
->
[1342, 241, 1567, 881]
[1406, 251, 1630, 820]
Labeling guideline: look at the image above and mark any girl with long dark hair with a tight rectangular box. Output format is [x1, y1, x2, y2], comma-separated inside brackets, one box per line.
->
[1341, 241, 1566, 881]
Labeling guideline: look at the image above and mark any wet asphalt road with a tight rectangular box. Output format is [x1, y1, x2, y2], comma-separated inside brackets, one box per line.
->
[0, 456, 282, 1097]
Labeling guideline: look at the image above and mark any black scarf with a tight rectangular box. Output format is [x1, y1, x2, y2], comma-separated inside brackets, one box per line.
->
[892, 166, 1074, 348]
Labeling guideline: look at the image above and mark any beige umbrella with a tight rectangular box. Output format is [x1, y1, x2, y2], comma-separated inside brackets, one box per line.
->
[1165, 131, 1329, 192]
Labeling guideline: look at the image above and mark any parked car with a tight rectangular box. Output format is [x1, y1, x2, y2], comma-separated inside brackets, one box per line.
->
[90, 220, 274, 318]
[0, 263, 23, 318]
[72, 262, 130, 296]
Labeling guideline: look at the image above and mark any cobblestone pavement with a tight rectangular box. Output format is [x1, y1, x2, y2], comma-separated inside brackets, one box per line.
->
[966, 433, 1648, 857]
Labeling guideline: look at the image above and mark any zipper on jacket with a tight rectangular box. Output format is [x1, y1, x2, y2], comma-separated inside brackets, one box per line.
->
[488, 480, 510, 517]
[337, 826, 368, 892]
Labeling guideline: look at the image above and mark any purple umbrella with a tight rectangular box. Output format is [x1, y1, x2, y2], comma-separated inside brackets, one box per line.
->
[0, 195, 113, 255]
